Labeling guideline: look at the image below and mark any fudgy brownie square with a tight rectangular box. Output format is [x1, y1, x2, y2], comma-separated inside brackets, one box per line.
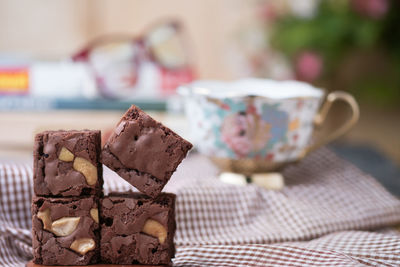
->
[33, 130, 103, 197]
[32, 196, 100, 265]
[100, 192, 176, 265]
[101, 105, 192, 197]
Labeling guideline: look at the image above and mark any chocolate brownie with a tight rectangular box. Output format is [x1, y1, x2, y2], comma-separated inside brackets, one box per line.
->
[33, 130, 103, 197]
[32, 196, 100, 265]
[100, 192, 176, 265]
[26, 261, 169, 267]
[101, 105, 192, 197]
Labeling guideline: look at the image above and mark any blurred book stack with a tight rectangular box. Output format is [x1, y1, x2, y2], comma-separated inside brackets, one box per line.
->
[0, 20, 194, 111]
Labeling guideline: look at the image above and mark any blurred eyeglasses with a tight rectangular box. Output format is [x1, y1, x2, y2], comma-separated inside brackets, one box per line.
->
[72, 21, 191, 99]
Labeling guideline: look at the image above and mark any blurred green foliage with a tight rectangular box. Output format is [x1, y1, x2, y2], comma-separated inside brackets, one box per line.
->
[270, 0, 400, 107]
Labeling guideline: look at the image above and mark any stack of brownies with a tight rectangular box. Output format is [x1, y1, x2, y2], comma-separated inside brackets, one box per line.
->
[31, 105, 192, 266]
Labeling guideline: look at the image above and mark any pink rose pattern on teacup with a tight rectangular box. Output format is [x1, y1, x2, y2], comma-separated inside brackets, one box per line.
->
[221, 111, 272, 158]
[212, 99, 291, 159]
[185, 95, 321, 162]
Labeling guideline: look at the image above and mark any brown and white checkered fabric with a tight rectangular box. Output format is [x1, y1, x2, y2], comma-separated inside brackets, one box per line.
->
[1, 148, 400, 266]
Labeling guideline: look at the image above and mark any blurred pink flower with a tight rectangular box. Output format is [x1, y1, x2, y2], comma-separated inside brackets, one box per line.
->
[352, 0, 388, 19]
[295, 51, 322, 82]
[258, 3, 277, 22]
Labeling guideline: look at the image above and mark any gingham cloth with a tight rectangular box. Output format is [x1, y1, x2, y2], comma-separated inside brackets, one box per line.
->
[1, 148, 400, 267]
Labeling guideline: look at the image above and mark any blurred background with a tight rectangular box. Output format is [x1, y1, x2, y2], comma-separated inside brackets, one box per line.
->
[0, 0, 399, 192]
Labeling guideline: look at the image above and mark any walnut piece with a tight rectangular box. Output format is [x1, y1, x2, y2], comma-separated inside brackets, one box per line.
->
[37, 208, 52, 230]
[58, 147, 74, 162]
[70, 238, 95, 255]
[51, 217, 80, 236]
[90, 208, 99, 223]
[142, 219, 167, 244]
[73, 157, 97, 185]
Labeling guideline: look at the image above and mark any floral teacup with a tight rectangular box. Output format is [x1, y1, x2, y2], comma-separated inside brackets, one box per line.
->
[178, 78, 359, 175]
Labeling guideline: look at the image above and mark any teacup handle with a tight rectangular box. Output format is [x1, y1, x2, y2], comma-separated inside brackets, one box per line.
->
[301, 91, 360, 158]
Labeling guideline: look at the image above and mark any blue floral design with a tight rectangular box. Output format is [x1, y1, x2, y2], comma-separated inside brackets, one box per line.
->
[260, 103, 289, 147]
